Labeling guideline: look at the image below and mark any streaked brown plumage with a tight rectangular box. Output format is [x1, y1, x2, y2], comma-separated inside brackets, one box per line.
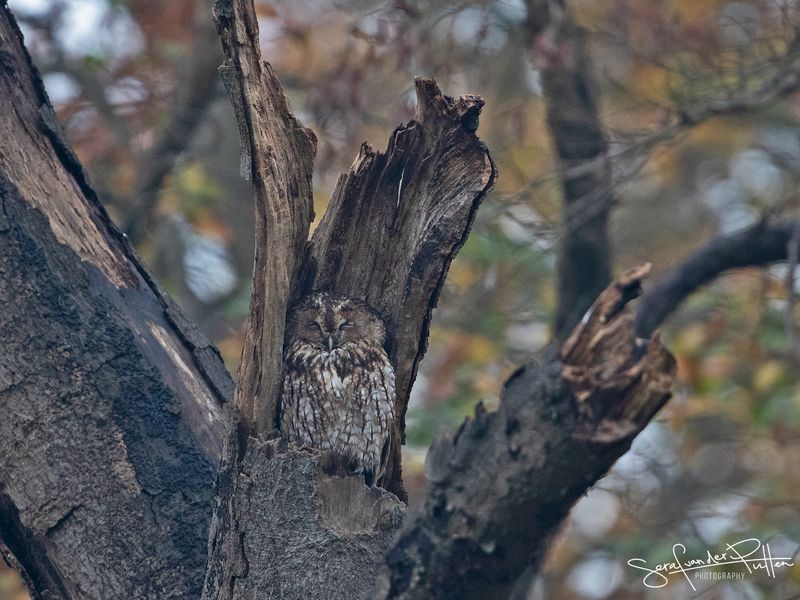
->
[279, 292, 396, 485]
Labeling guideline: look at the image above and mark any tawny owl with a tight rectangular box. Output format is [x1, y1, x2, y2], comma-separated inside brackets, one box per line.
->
[279, 292, 396, 486]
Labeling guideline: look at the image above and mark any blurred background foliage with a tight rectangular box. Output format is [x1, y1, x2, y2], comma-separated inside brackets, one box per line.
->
[4, 0, 800, 597]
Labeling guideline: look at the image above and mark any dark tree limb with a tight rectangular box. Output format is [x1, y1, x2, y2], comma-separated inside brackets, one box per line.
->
[377, 266, 675, 600]
[635, 218, 800, 338]
[0, 5, 230, 599]
[525, 0, 614, 340]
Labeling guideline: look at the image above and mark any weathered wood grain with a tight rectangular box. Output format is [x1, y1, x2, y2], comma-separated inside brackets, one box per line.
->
[297, 77, 496, 497]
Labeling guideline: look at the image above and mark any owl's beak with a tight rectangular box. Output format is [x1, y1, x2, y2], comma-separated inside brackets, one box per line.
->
[326, 335, 334, 352]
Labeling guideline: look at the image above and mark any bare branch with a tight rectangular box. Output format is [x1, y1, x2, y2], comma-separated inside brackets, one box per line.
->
[675, 33, 800, 127]
[635, 218, 800, 338]
[124, 0, 223, 244]
[213, 0, 317, 434]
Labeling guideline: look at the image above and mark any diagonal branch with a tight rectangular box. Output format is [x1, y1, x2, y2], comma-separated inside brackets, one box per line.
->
[635, 217, 800, 338]
[124, 0, 224, 244]
[377, 266, 675, 599]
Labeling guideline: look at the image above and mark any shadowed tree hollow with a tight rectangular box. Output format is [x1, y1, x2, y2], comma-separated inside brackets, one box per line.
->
[2, 0, 800, 599]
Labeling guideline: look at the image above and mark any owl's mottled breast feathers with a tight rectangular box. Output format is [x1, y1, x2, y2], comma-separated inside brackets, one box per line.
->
[279, 292, 396, 486]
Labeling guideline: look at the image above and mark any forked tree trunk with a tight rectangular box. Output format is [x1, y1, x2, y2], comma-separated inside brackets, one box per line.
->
[0, 2, 679, 600]
[202, 2, 496, 596]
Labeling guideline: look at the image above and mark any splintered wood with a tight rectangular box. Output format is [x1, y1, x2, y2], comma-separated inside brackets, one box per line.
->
[560, 264, 676, 443]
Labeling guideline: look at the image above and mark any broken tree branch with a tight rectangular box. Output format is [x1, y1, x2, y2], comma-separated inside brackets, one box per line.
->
[297, 77, 496, 498]
[376, 266, 675, 600]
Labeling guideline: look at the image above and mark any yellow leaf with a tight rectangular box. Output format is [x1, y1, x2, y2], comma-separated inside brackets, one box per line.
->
[467, 336, 496, 364]
[675, 324, 706, 354]
[754, 360, 785, 392]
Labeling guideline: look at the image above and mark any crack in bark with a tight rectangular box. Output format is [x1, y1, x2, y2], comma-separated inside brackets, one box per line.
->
[0, 491, 72, 600]
[44, 505, 83, 538]
[0, 193, 9, 233]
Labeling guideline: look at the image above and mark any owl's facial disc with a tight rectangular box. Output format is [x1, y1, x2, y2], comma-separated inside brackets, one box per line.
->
[287, 292, 387, 352]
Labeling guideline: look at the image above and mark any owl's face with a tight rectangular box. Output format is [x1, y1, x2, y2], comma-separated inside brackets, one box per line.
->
[286, 292, 386, 352]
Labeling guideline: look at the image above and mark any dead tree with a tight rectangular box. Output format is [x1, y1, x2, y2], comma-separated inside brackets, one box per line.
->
[1, 1, 799, 599]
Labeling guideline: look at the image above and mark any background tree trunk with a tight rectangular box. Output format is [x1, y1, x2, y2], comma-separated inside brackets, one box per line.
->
[525, 0, 614, 340]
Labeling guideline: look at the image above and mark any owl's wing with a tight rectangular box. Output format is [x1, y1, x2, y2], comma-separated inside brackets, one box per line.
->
[357, 354, 396, 483]
[281, 359, 342, 453]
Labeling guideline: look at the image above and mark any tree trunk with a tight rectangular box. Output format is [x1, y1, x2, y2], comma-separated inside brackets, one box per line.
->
[0, 7, 229, 599]
[202, 2, 496, 597]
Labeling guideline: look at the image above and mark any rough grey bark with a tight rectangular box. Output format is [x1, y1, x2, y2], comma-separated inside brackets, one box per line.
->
[0, 5, 230, 599]
[203, 431, 405, 600]
[375, 266, 675, 600]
